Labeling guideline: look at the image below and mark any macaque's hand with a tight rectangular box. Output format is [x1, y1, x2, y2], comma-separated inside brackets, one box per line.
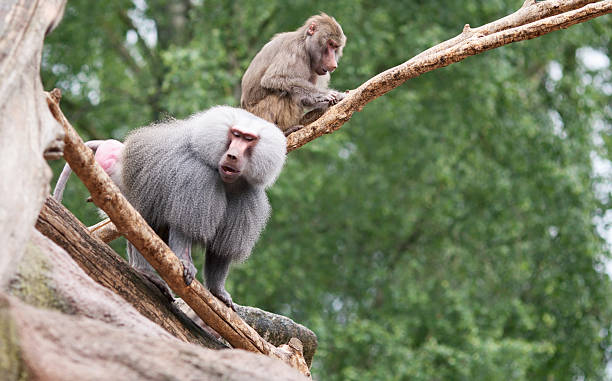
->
[312, 91, 343, 107]
[326, 91, 345, 105]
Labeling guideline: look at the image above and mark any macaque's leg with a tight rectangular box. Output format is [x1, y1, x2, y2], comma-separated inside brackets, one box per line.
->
[300, 109, 326, 126]
[169, 228, 196, 285]
[204, 248, 235, 310]
[285, 106, 332, 136]
[127, 243, 173, 301]
[284, 125, 303, 136]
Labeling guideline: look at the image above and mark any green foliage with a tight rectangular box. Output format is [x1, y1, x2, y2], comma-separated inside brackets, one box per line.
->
[43, 1, 612, 379]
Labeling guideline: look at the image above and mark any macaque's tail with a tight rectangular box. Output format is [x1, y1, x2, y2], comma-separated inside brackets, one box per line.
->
[53, 140, 105, 202]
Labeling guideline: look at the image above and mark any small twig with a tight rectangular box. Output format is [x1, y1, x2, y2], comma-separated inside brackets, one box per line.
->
[89, 218, 122, 243]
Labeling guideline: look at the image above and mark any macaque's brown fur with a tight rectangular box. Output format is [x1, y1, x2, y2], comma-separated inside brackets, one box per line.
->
[241, 13, 346, 134]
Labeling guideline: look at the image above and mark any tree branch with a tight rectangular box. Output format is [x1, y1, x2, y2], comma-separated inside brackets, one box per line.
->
[45, 89, 311, 378]
[286, 0, 612, 152]
[43, 3, 610, 374]
[88, 217, 122, 242]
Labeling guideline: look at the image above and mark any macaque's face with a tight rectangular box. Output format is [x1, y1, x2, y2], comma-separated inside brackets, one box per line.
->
[316, 39, 340, 75]
[306, 21, 343, 76]
[218, 127, 259, 183]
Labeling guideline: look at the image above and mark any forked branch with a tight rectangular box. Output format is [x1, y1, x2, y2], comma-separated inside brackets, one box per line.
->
[286, 0, 612, 151]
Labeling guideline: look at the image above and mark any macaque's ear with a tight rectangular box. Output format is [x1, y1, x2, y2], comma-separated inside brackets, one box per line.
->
[307, 22, 317, 36]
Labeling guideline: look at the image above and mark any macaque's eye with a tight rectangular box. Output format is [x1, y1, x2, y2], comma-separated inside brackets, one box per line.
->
[232, 131, 241, 137]
[244, 135, 254, 141]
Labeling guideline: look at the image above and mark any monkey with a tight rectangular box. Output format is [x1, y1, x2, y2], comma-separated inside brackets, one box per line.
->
[54, 106, 287, 309]
[240, 13, 347, 135]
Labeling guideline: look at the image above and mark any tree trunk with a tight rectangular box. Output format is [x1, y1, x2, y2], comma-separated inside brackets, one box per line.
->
[0, 0, 65, 283]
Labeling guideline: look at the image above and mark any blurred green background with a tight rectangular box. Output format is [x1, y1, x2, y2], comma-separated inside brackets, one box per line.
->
[43, 1, 612, 379]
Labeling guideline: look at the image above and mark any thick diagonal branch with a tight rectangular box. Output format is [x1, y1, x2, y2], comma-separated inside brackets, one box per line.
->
[45, 89, 310, 377]
[286, 0, 612, 152]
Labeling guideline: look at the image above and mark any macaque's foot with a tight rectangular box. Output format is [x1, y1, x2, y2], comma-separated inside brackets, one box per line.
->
[210, 288, 236, 311]
[138, 270, 174, 302]
[181, 259, 197, 286]
[284, 125, 303, 136]
[312, 94, 334, 108]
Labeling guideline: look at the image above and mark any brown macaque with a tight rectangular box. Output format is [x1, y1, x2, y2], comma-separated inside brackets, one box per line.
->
[240, 13, 346, 136]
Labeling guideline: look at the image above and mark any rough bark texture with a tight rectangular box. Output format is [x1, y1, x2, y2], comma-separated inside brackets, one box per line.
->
[175, 299, 318, 367]
[0, 0, 65, 285]
[285, 0, 612, 151]
[1, 292, 308, 381]
[236, 306, 318, 367]
[35, 196, 226, 349]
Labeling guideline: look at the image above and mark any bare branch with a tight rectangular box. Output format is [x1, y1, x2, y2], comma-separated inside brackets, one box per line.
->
[286, 0, 612, 152]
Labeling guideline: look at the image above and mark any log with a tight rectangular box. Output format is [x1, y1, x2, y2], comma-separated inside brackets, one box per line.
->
[35, 196, 226, 348]
[37, 196, 319, 366]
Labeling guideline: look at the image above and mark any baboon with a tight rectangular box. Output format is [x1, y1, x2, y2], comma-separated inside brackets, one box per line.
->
[54, 106, 287, 309]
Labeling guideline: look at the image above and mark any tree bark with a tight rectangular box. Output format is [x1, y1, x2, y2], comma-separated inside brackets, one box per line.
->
[175, 299, 318, 366]
[35, 196, 226, 348]
[0, 0, 66, 283]
[36, 196, 319, 366]
[1, 292, 308, 381]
